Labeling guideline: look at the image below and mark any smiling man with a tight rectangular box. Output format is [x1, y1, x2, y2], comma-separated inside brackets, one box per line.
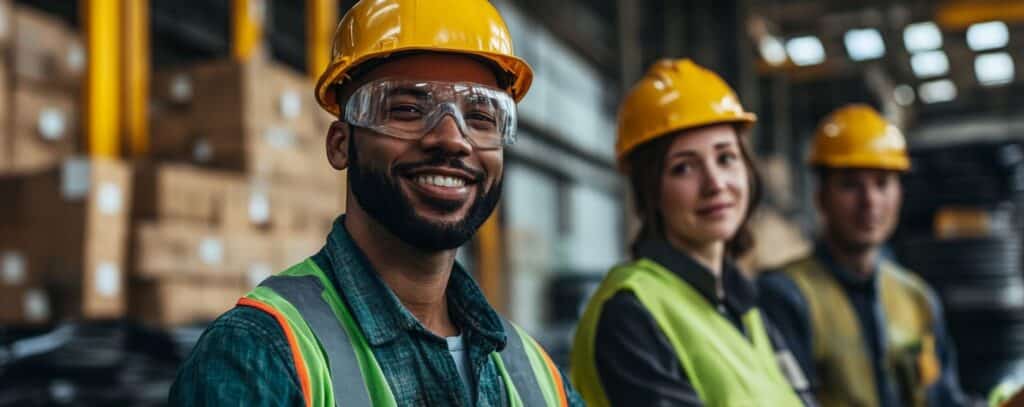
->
[169, 1, 581, 406]
[757, 105, 967, 407]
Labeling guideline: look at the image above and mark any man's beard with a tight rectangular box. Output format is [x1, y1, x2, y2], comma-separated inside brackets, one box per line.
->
[347, 139, 502, 252]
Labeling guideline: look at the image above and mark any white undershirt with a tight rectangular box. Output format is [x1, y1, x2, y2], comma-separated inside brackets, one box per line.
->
[446, 335, 473, 392]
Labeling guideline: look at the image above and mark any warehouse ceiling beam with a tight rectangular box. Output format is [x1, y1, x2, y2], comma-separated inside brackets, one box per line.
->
[306, 0, 337, 80]
[232, 0, 266, 61]
[81, 0, 121, 157]
[123, 0, 149, 157]
[936, 0, 1024, 30]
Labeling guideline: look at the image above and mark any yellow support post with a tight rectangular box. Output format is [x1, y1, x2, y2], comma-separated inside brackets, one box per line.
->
[81, 0, 121, 157]
[232, 0, 266, 61]
[123, 0, 149, 157]
[307, 0, 337, 80]
[477, 211, 505, 312]
[937, 0, 1024, 30]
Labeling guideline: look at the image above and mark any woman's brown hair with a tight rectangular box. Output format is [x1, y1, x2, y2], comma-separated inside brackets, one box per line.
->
[625, 125, 762, 259]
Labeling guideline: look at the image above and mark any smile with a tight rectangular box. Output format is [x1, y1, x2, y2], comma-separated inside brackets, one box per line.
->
[414, 174, 467, 188]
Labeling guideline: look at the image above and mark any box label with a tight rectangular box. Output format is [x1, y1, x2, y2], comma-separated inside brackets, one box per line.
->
[248, 191, 271, 225]
[66, 42, 86, 75]
[170, 73, 193, 103]
[24, 288, 50, 322]
[95, 262, 121, 297]
[62, 157, 92, 201]
[97, 182, 123, 215]
[2, 251, 25, 285]
[38, 108, 67, 141]
[199, 237, 224, 266]
[279, 90, 302, 119]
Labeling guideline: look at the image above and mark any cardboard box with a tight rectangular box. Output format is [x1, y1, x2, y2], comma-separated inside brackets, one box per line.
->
[9, 85, 79, 173]
[133, 162, 239, 225]
[133, 221, 275, 278]
[0, 285, 51, 325]
[131, 277, 246, 327]
[273, 233, 323, 271]
[222, 179, 340, 235]
[149, 59, 325, 181]
[12, 6, 84, 88]
[3, 157, 133, 319]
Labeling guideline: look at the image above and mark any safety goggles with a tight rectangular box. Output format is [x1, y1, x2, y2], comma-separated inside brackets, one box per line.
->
[344, 79, 518, 149]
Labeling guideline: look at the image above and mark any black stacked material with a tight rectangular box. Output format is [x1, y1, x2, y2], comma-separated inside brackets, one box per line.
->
[898, 234, 1024, 394]
[0, 321, 201, 406]
[901, 141, 1024, 233]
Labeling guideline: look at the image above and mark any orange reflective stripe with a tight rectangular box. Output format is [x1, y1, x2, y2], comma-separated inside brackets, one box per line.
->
[237, 297, 313, 407]
[538, 345, 568, 407]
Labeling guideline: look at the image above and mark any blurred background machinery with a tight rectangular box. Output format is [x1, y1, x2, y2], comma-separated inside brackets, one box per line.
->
[0, 0, 1022, 404]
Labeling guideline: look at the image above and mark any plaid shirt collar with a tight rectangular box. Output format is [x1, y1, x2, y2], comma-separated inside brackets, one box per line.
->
[322, 216, 507, 349]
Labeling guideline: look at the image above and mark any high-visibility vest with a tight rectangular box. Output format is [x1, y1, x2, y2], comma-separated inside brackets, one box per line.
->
[780, 256, 940, 407]
[237, 258, 569, 407]
[571, 258, 803, 407]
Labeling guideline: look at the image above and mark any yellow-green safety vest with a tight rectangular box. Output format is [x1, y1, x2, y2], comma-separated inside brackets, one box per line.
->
[238, 258, 569, 407]
[571, 258, 803, 407]
[780, 256, 941, 407]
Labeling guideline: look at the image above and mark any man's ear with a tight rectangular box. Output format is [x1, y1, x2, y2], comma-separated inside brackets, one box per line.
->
[326, 120, 350, 170]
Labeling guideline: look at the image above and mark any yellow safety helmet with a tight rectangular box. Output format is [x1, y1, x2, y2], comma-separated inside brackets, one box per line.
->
[314, 0, 534, 117]
[616, 59, 757, 165]
[808, 104, 910, 171]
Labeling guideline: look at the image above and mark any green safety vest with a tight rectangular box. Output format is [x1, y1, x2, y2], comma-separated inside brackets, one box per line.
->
[237, 258, 569, 407]
[571, 258, 803, 407]
[780, 256, 940, 407]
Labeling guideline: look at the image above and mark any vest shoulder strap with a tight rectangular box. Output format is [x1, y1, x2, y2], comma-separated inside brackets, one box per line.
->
[260, 275, 371, 407]
[500, 319, 557, 407]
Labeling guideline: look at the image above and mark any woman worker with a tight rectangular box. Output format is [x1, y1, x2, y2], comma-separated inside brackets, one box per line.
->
[570, 59, 810, 406]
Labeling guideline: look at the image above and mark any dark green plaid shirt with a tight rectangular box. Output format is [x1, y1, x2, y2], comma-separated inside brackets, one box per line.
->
[170, 216, 583, 406]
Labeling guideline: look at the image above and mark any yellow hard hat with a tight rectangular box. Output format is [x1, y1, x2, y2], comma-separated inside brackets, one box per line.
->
[809, 104, 910, 171]
[616, 59, 757, 163]
[314, 0, 534, 117]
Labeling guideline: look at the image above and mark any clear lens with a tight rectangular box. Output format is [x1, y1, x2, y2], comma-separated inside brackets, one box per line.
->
[344, 79, 517, 149]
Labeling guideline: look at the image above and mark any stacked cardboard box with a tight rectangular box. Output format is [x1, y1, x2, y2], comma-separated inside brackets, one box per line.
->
[130, 57, 346, 327]
[149, 59, 340, 188]
[128, 163, 339, 327]
[0, 7, 343, 327]
[0, 157, 132, 324]
[5, 5, 84, 174]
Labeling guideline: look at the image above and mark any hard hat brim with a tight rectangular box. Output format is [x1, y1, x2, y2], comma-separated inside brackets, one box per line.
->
[314, 47, 534, 117]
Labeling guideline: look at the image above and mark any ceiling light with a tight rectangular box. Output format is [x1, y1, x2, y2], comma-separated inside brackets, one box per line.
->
[786, 36, 826, 66]
[844, 28, 886, 61]
[893, 84, 915, 106]
[759, 36, 788, 66]
[904, 22, 943, 53]
[975, 52, 1015, 86]
[911, 50, 950, 78]
[918, 79, 957, 104]
[967, 21, 1009, 51]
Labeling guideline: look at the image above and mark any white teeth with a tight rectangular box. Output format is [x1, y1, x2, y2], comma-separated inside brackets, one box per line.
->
[415, 175, 466, 188]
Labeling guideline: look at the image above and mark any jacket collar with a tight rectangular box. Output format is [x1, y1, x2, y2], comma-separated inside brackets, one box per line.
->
[322, 216, 506, 349]
[634, 239, 756, 314]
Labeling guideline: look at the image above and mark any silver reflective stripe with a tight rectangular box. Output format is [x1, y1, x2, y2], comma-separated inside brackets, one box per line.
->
[499, 319, 549, 407]
[260, 275, 372, 407]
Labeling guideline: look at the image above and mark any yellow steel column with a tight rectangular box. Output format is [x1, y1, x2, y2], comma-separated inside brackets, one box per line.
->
[306, 0, 337, 79]
[123, 0, 149, 157]
[477, 212, 506, 312]
[232, 0, 266, 61]
[81, 0, 121, 157]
